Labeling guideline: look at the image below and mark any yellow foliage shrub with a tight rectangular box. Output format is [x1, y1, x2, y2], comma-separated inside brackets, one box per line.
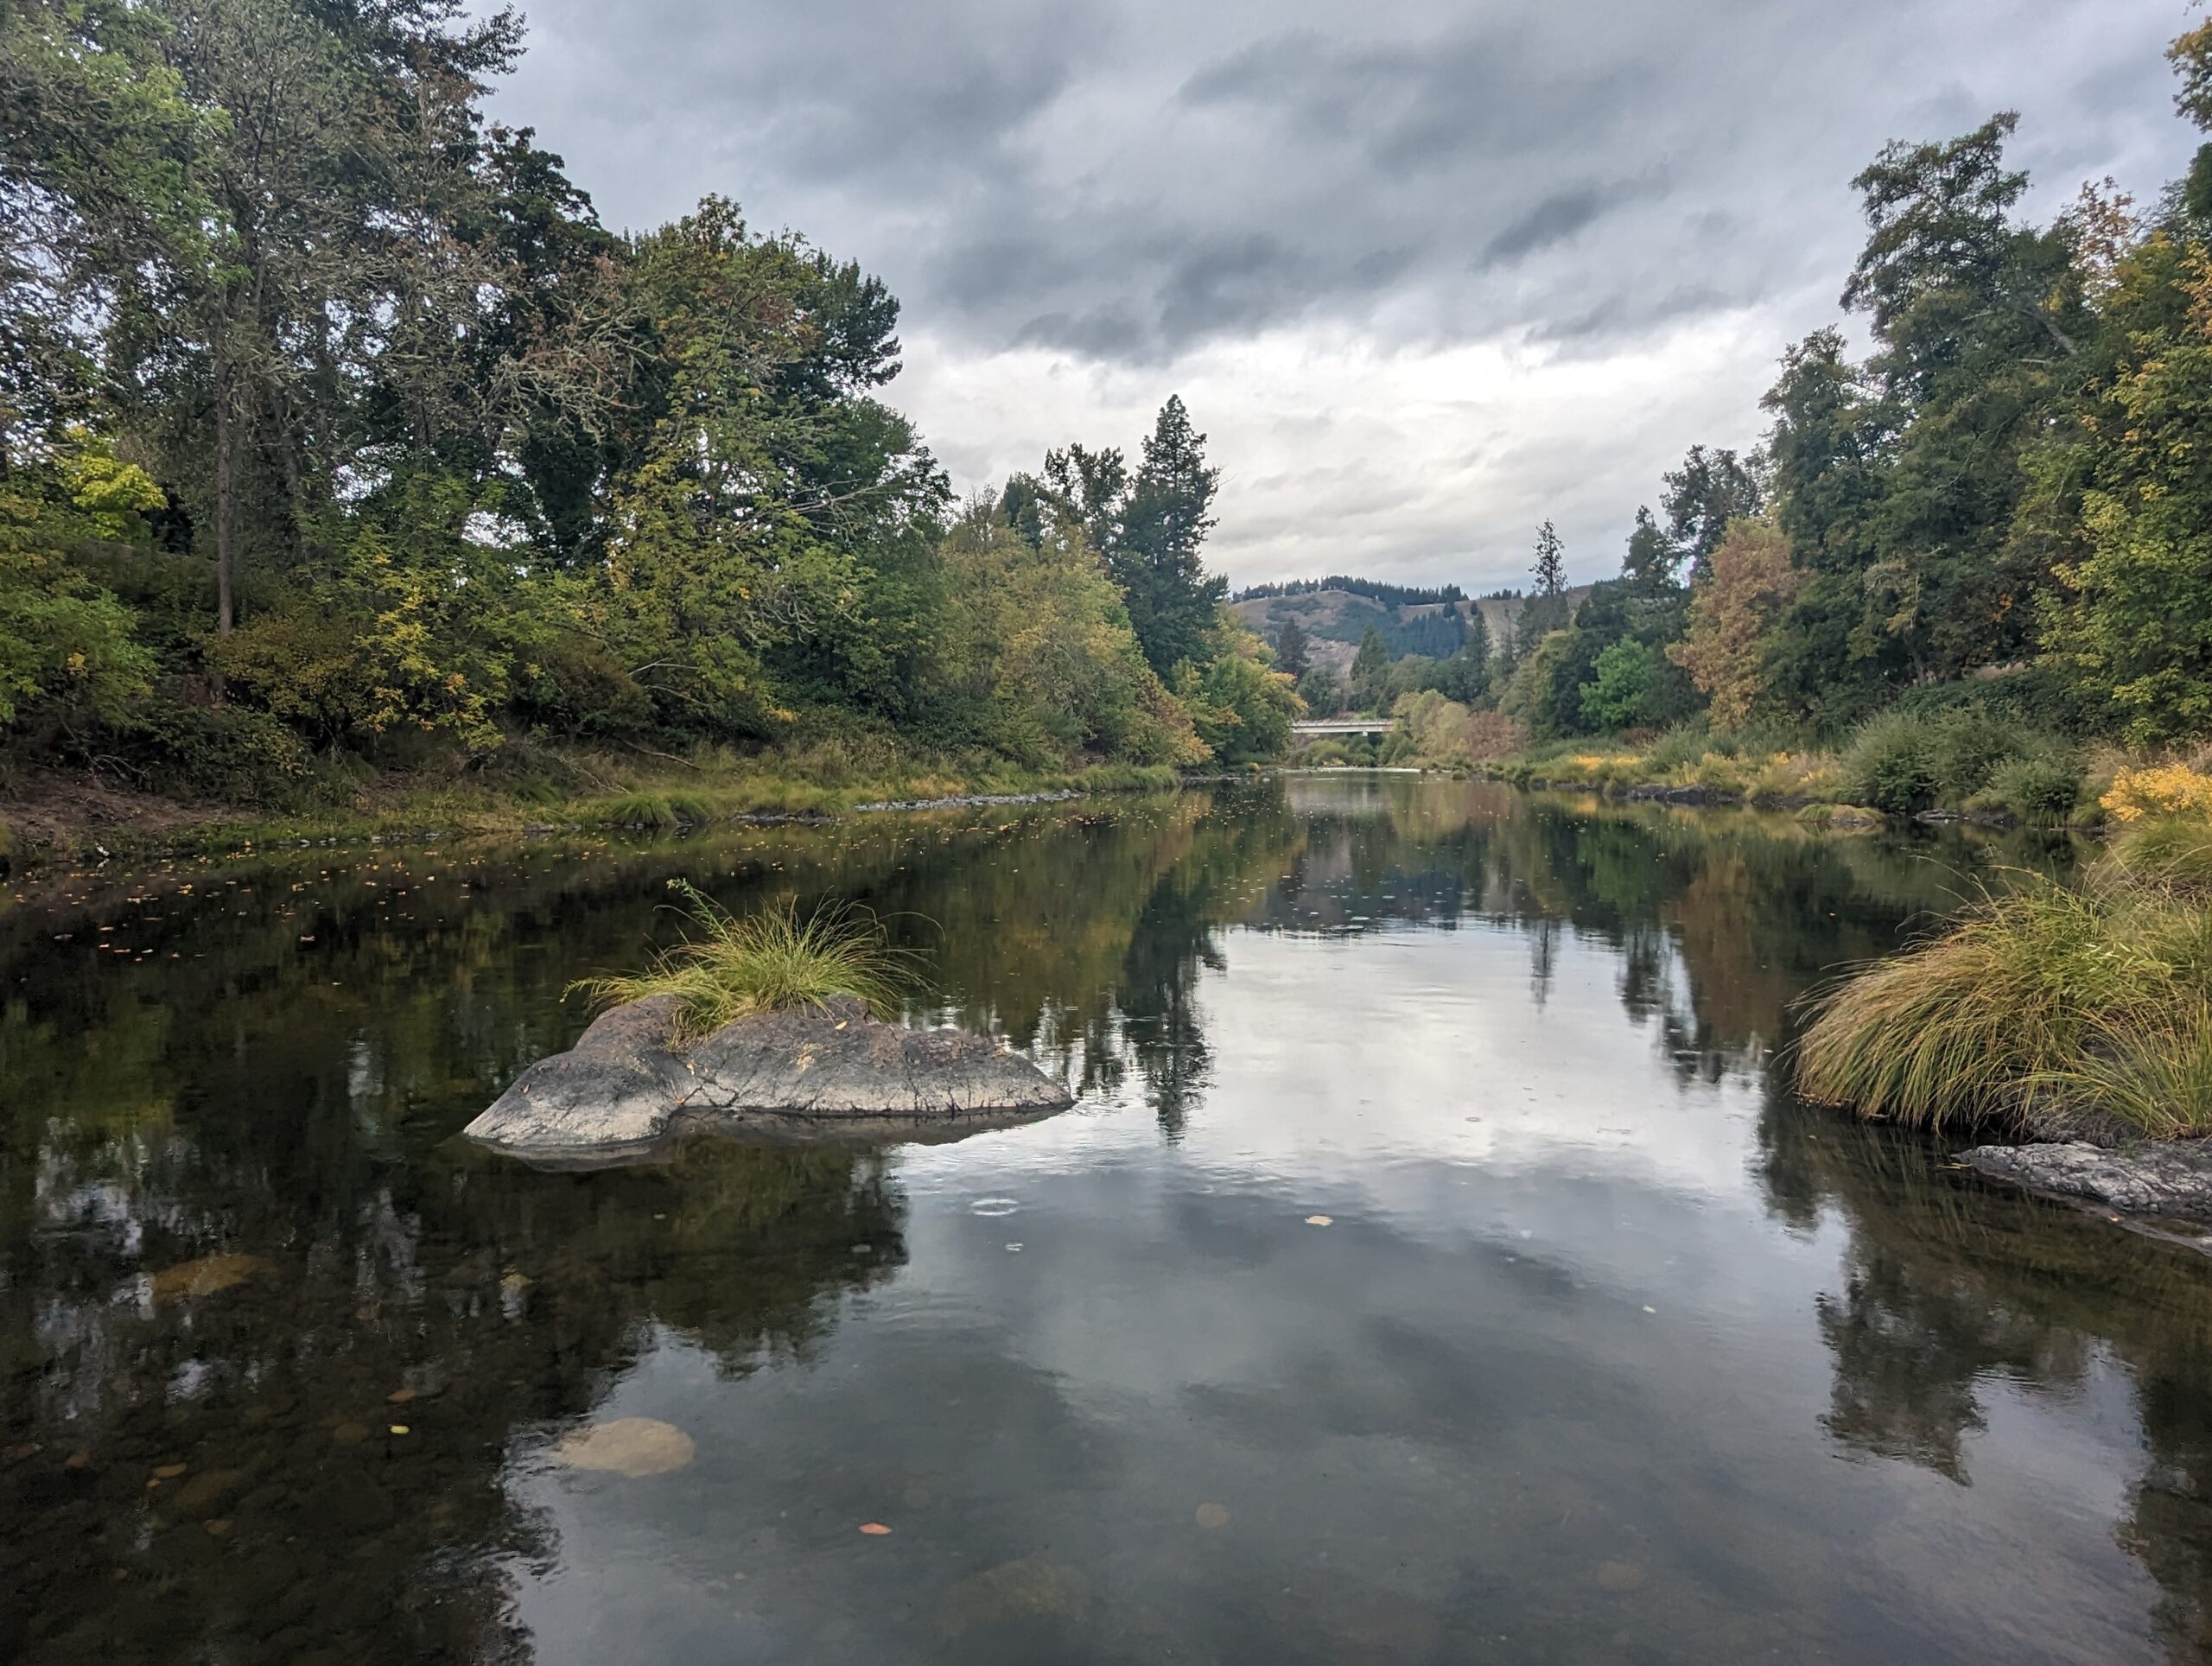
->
[2102, 765, 2212, 823]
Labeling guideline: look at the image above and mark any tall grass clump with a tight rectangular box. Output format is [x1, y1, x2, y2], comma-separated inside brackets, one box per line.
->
[599, 791, 680, 830]
[1796, 865, 2212, 1137]
[571, 881, 920, 1037]
[2108, 817, 2212, 893]
[2037, 1007, 2212, 1140]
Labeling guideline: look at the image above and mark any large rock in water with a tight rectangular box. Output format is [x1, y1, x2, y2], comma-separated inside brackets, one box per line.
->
[465, 995, 1071, 1165]
[1961, 1140, 2212, 1228]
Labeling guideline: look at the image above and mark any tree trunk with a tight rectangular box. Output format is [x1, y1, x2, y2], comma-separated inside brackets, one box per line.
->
[214, 368, 236, 638]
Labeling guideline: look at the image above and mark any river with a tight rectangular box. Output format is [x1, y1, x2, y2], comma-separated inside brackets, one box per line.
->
[1, 776, 2206, 1663]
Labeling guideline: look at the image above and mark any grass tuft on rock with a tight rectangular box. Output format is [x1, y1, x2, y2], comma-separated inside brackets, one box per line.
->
[1796, 858, 2212, 1138]
[571, 880, 919, 1037]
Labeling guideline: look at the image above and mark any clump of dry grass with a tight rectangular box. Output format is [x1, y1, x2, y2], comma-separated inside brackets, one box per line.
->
[1796, 865, 2212, 1137]
[571, 880, 920, 1037]
[2106, 817, 2212, 894]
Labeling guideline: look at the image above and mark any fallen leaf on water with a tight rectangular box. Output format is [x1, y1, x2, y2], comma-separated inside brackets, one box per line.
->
[1305, 1216, 1332, 1228]
[553, 1418, 695, 1478]
[149, 1253, 262, 1304]
[1195, 1502, 1230, 1529]
[387, 1388, 415, 1404]
[152, 1463, 187, 1480]
[859, 1522, 893, 1536]
[389, 1425, 410, 1436]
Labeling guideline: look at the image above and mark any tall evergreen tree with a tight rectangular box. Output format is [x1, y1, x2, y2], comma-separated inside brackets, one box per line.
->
[1621, 506, 1675, 594]
[1351, 624, 1389, 708]
[1432, 607, 1489, 703]
[1521, 519, 1569, 636]
[1114, 395, 1226, 675]
[1532, 519, 1567, 597]
[1273, 615, 1311, 677]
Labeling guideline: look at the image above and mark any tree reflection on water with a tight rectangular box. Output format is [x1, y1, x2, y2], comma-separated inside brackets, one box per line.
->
[2, 780, 2207, 1661]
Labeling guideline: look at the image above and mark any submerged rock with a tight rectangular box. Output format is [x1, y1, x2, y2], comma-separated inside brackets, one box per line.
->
[1961, 1140, 2212, 1228]
[553, 1418, 695, 1478]
[937, 1555, 1090, 1637]
[148, 1252, 262, 1303]
[464, 994, 1071, 1164]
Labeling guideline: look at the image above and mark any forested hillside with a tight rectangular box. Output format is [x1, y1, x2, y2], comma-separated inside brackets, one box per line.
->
[1230, 584, 1591, 715]
[0, 0, 1292, 823]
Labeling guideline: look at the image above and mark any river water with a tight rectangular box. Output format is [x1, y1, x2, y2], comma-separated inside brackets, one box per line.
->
[1, 776, 2208, 1663]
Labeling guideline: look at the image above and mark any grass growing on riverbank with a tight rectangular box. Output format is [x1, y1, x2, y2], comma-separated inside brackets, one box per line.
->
[1461, 709, 2102, 825]
[572, 881, 919, 1036]
[1797, 769, 2212, 1138]
[0, 747, 1184, 864]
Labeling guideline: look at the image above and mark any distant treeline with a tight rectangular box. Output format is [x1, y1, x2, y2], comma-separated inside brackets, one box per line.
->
[1236, 575, 1465, 607]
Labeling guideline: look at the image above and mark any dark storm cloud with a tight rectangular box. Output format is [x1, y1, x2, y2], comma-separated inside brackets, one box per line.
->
[492, 0, 2191, 588]
[499, 0, 2183, 368]
[1175, 22, 1647, 176]
[1480, 184, 1649, 269]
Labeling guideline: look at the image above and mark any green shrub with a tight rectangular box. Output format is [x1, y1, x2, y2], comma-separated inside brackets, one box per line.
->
[1980, 753, 2082, 825]
[1929, 710, 2023, 799]
[1641, 722, 1714, 773]
[1840, 710, 1940, 814]
[98, 698, 321, 806]
[1891, 664, 2093, 736]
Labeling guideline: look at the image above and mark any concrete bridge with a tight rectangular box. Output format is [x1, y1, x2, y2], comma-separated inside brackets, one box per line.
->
[1292, 718, 1393, 737]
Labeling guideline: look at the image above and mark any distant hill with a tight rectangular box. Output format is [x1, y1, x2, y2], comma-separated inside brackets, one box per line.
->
[1232, 583, 1596, 675]
[1236, 575, 1464, 607]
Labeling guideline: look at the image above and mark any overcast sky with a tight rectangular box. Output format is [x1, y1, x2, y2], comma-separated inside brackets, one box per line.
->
[487, 0, 2195, 593]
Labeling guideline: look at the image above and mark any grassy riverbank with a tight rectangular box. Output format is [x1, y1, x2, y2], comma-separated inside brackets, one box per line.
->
[0, 744, 1183, 867]
[1797, 769, 2212, 1140]
[1387, 705, 2113, 828]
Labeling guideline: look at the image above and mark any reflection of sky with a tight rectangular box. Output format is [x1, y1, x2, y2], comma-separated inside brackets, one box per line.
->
[504, 917, 2167, 1663]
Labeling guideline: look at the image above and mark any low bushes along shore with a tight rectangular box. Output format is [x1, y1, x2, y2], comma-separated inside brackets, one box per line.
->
[1471, 708, 2101, 826]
